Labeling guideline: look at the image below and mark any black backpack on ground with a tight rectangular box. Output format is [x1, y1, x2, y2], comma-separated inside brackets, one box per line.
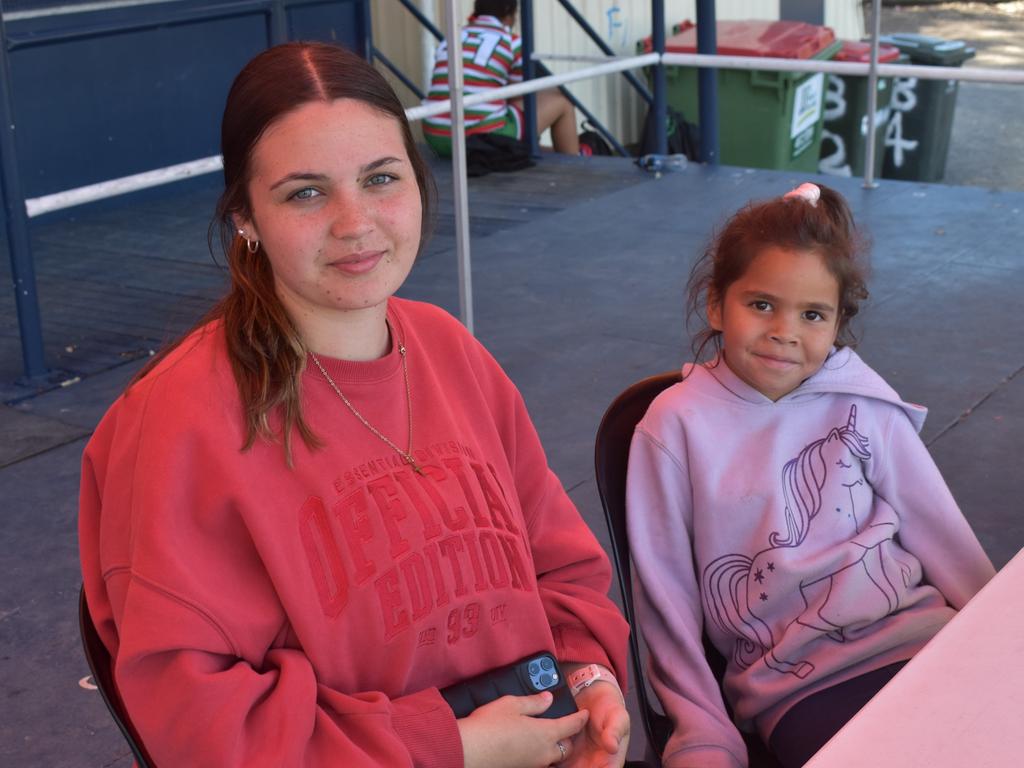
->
[639, 105, 700, 161]
[578, 121, 614, 157]
[464, 133, 535, 177]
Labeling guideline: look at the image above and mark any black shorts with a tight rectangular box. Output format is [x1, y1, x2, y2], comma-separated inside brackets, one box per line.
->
[768, 661, 908, 768]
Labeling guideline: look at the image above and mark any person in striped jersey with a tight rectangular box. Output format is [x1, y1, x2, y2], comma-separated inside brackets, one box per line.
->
[423, 0, 580, 156]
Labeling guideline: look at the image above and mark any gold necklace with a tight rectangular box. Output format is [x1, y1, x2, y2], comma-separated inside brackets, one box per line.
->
[310, 342, 424, 475]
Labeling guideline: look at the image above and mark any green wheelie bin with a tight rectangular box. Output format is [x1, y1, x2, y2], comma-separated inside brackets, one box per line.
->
[879, 33, 975, 182]
[642, 20, 841, 171]
[818, 40, 901, 178]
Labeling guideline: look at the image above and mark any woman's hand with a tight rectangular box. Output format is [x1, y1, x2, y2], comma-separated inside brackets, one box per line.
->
[458, 691, 590, 768]
[563, 682, 630, 768]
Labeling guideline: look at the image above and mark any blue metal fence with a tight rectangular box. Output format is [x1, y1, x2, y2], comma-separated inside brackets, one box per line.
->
[0, 0, 370, 382]
[1, 6, 44, 379]
[1, 0, 675, 382]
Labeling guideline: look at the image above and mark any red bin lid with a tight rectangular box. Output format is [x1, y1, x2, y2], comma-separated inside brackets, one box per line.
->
[834, 40, 901, 63]
[662, 20, 836, 59]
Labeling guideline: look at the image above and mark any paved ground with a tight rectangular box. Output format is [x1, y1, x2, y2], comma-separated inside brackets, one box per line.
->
[3, 155, 1023, 765]
[878, 1, 1024, 189]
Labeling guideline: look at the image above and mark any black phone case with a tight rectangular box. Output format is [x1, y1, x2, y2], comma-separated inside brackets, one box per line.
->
[440, 652, 578, 719]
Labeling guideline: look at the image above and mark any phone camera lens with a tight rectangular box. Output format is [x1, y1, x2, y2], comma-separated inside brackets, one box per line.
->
[529, 662, 540, 675]
[540, 673, 553, 687]
[540, 658, 554, 671]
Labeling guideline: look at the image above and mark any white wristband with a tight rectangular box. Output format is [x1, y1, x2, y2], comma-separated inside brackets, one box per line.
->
[568, 663, 621, 697]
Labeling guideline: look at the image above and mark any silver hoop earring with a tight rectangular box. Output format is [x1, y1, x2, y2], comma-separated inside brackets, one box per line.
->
[237, 229, 259, 254]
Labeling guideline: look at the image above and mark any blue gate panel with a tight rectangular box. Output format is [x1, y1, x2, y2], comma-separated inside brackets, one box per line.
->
[8, 18, 265, 198]
[3, 0, 370, 200]
[288, 1, 365, 51]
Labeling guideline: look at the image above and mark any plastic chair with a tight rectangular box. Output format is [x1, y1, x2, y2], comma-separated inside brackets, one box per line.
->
[594, 372, 782, 768]
[79, 586, 155, 768]
[595, 371, 679, 764]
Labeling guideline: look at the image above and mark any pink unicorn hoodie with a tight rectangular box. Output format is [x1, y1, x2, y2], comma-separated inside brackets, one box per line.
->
[627, 347, 995, 768]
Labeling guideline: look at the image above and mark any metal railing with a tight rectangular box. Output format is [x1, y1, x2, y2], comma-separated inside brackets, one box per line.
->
[4, 0, 1024, 382]
[0, 0, 363, 381]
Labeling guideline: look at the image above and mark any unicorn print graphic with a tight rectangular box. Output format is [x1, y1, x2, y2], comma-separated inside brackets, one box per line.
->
[703, 405, 913, 679]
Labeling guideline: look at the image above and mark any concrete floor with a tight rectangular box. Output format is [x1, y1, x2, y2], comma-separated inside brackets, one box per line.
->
[2, 152, 1022, 765]
[878, 1, 1024, 190]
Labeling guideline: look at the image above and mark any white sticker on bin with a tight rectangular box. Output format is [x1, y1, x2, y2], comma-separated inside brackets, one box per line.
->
[791, 73, 825, 139]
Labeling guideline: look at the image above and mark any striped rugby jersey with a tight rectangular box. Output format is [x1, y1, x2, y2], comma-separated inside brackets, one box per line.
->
[423, 15, 522, 137]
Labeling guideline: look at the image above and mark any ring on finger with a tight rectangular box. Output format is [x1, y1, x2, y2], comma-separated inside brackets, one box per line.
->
[556, 740, 567, 761]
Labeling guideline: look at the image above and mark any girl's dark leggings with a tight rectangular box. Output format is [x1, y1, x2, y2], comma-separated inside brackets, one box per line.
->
[768, 661, 908, 768]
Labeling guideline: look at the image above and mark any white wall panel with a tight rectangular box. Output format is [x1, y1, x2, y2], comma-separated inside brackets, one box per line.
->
[825, 0, 865, 42]
[372, 0, 865, 148]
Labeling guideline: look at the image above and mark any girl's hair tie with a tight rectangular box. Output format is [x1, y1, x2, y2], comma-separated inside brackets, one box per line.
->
[783, 182, 820, 207]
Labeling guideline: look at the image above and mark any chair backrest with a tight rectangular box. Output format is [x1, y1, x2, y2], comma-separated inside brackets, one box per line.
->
[594, 371, 680, 759]
[79, 586, 156, 768]
[595, 373, 783, 768]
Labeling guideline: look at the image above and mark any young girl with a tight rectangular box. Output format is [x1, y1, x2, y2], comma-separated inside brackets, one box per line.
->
[626, 183, 995, 768]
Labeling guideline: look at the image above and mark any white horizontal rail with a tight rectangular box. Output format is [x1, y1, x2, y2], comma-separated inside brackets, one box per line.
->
[405, 52, 658, 121]
[22, 48, 1024, 216]
[536, 51, 1024, 86]
[26, 155, 223, 218]
[26, 53, 658, 215]
[661, 52, 1024, 85]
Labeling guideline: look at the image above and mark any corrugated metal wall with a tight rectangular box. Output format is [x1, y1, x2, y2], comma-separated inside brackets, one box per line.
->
[374, 0, 864, 148]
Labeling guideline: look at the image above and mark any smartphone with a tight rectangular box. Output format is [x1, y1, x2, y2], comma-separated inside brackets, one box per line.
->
[440, 651, 578, 719]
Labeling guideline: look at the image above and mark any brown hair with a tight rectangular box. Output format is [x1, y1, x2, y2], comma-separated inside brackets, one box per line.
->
[474, 0, 517, 18]
[686, 182, 869, 363]
[134, 42, 436, 463]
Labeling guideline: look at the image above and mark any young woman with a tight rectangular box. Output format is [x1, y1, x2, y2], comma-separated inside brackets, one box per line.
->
[79, 42, 628, 768]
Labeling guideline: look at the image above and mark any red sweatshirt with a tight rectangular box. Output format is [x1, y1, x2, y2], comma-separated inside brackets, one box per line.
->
[79, 298, 628, 767]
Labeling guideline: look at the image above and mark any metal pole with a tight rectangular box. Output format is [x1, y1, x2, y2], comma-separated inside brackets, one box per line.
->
[0, 6, 48, 380]
[269, 0, 287, 45]
[419, 0, 439, 93]
[651, 0, 667, 154]
[520, 0, 540, 157]
[359, 0, 372, 61]
[444, 0, 473, 334]
[695, 0, 719, 164]
[863, 0, 883, 188]
[373, 45, 425, 100]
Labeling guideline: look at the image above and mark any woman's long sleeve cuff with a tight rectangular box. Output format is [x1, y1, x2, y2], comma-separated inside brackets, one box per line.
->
[552, 623, 621, 686]
[391, 689, 464, 768]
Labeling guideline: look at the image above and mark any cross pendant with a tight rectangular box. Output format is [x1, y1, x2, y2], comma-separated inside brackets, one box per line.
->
[406, 455, 425, 475]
